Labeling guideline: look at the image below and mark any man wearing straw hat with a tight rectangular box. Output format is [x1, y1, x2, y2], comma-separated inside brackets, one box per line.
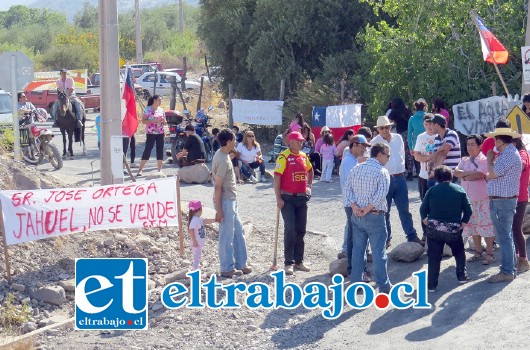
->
[484, 127, 522, 283]
[371, 115, 422, 247]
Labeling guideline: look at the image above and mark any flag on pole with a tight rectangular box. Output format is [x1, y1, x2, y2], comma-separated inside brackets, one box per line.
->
[475, 14, 509, 64]
[122, 65, 138, 137]
[311, 104, 362, 142]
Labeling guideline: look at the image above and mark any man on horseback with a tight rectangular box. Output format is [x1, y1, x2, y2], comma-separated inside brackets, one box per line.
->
[52, 69, 83, 128]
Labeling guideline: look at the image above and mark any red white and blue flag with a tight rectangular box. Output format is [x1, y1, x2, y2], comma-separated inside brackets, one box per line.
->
[475, 14, 509, 65]
[122, 65, 138, 137]
[311, 104, 362, 142]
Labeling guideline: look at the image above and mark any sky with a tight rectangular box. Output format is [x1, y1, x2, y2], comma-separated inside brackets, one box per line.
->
[0, 0, 34, 11]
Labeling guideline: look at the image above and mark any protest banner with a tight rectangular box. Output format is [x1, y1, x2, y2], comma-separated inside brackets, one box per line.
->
[25, 69, 88, 93]
[452, 96, 510, 135]
[231, 99, 283, 125]
[0, 178, 180, 246]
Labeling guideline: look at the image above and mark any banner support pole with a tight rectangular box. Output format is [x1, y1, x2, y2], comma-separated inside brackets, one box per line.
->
[0, 202, 12, 282]
[175, 175, 184, 256]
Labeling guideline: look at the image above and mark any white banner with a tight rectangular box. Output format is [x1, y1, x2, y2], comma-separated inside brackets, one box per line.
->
[522, 46, 530, 85]
[231, 99, 283, 125]
[0, 178, 178, 246]
[452, 96, 510, 135]
[325, 104, 362, 127]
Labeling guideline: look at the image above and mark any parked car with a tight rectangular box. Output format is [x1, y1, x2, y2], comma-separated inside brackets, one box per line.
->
[0, 89, 13, 125]
[136, 71, 201, 97]
[123, 63, 158, 75]
[25, 90, 100, 113]
[163, 68, 185, 77]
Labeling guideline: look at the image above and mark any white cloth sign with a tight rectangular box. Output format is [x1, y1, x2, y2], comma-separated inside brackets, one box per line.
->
[0, 178, 179, 245]
[231, 99, 283, 125]
[452, 96, 510, 135]
[522, 46, 530, 85]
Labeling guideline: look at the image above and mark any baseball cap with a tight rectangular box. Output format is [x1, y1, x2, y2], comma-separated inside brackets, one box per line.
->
[432, 114, 446, 127]
[188, 200, 202, 211]
[59, 68, 67, 73]
[288, 131, 304, 142]
[289, 121, 302, 132]
[350, 135, 370, 146]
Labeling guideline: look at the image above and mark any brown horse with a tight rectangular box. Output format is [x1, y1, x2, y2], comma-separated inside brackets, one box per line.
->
[54, 91, 86, 157]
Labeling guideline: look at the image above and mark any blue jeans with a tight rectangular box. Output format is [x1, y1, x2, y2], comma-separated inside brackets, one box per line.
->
[351, 212, 391, 293]
[490, 198, 517, 275]
[218, 199, 248, 272]
[385, 174, 417, 242]
[240, 161, 265, 178]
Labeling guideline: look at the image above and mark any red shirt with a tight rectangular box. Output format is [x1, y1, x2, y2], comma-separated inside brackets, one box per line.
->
[518, 150, 530, 202]
[274, 149, 312, 193]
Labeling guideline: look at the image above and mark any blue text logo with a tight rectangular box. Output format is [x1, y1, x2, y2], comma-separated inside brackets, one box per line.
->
[75, 258, 148, 330]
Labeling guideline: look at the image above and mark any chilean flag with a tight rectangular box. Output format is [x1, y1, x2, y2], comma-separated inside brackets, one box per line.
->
[475, 14, 509, 65]
[122, 66, 138, 137]
[311, 104, 362, 142]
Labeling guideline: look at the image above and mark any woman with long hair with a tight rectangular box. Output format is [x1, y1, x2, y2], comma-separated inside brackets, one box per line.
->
[432, 97, 450, 126]
[137, 95, 166, 176]
[512, 137, 530, 273]
[236, 130, 266, 183]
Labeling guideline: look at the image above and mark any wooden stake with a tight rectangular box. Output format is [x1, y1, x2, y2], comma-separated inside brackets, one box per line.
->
[0, 201, 12, 282]
[175, 175, 184, 256]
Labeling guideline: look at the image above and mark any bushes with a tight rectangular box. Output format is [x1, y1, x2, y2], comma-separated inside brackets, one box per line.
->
[0, 127, 14, 153]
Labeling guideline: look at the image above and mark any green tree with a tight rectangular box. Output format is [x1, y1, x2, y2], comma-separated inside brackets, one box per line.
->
[74, 2, 98, 30]
[356, 0, 524, 119]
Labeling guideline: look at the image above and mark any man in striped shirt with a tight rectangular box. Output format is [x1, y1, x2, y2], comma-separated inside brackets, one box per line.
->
[428, 114, 461, 185]
[343, 143, 392, 293]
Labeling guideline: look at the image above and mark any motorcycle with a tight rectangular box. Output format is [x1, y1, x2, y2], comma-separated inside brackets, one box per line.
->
[165, 107, 214, 164]
[19, 108, 63, 170]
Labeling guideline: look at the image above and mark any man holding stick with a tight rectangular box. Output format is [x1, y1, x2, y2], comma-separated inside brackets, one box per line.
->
[274, 131, 314, 275]
[212, 129, 252, 277]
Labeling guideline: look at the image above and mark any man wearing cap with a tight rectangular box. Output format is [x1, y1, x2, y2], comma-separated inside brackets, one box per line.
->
[343, 143, 392, 293]
[212, 128, 252, 278]
[54, 69, 83, 128]
[338, 135, 370, 272]
[428, 114, 461, 185]
[371, 115, 422, 247]
[274, 131, 314, 275]
[413, 114, 438, 239]
[484, 127, 522, 283]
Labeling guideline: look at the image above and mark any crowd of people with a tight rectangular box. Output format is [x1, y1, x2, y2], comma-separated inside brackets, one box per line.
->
[183, 97, 530, 295]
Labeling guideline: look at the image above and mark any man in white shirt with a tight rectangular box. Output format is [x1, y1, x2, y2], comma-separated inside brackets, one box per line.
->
[53, 69, 83, 128]
[371, 115, 423, 247]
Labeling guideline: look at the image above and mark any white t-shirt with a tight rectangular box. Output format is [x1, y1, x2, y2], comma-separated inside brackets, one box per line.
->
[413, 132, 437, 179]
[371, 133, 405, 175]
[189, 216, 206, 246]
[236, 143, 261, 163]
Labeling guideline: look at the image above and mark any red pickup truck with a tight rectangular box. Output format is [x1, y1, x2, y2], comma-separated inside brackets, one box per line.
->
[25, 90, 100, 113]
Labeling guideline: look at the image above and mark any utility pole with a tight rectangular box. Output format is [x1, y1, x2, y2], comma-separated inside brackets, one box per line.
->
[523, 0, 530, 95]
[135, 0, 143, 63]
[178, 0, 184, 33]
[99, 0, 123, 185]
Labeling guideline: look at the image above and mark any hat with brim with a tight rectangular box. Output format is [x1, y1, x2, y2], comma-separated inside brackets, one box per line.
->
[485, 127, 521, 138]
[288, 131, 304, 142]
[375, 115, 393, 128]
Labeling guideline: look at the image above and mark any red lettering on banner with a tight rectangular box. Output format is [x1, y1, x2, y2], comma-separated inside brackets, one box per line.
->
[88, 207, 104, 228]
[11, 208, 78, 242]
[11, 192, 34, 207]
[108, 205, 123, 223]
[92, 182, 158, 200]
[14, 213, 24, 238]
[44, 189, 87, 203]
[45, 211, 58, 234]
[130, 201, 175, 224]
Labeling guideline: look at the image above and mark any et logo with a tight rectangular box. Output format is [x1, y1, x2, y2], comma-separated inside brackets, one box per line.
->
[75, 258, 148, 330]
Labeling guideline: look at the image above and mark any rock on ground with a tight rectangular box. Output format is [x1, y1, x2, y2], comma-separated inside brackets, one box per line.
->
[388, 242, 425, 262]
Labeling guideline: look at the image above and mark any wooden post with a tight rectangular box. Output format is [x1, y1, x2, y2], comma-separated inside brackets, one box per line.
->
[197, 76, 204, 112]
[175, 176, 184, 256]
[153, 68, 158, 96]
[170, 83, 177, 110]
[278, 79, 285, 134]
[523, 0, 530, 95]
[204, 55, 211, 82]
[0, 202, 12, 282]
[123, 153, 136, 182]
[228, 84, 234, 128]
[491, 82, 497, 96]
[181, 57, 187, 93]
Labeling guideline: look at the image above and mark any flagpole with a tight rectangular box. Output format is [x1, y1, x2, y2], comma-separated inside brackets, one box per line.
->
[470, 10, 510, 97]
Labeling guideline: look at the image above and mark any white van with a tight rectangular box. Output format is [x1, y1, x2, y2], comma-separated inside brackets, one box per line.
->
[0, 90, 13, 125]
